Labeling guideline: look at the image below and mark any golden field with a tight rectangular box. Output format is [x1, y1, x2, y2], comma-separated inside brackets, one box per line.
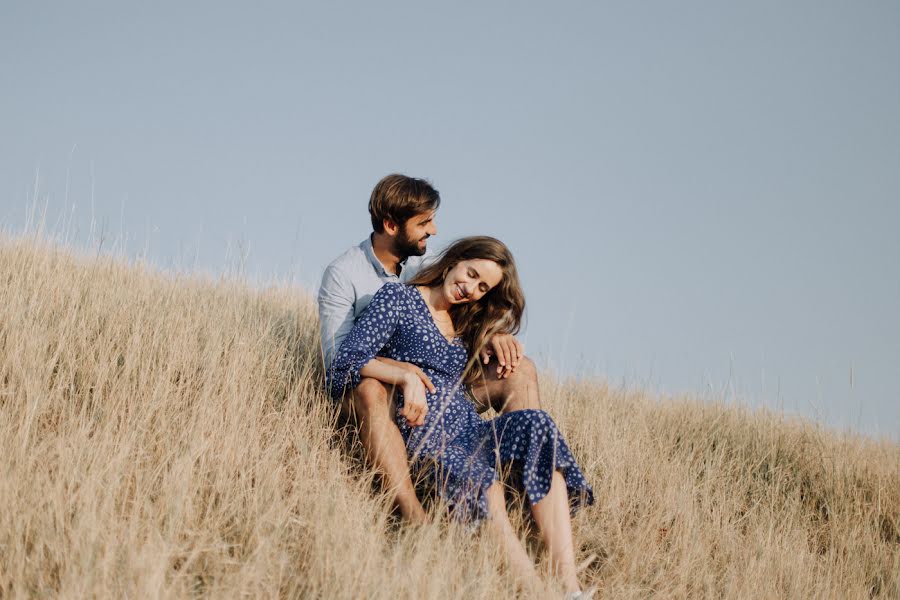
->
[0, 235, 897, 599]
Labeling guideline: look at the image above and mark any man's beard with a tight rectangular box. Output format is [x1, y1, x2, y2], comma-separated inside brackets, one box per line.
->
[394, 229, 427, 258]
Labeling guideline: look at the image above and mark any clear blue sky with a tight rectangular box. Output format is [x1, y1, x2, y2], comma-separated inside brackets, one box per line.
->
[2, 1, 898, 438]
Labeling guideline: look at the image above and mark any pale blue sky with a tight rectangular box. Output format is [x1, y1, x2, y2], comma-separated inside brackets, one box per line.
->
[2, 1, 898, 438]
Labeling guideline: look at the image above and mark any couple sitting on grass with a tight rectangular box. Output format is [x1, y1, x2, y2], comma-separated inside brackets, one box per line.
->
[318, 174, 595, 597]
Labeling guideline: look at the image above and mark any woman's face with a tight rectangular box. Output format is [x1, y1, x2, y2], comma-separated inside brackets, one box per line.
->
[441, 259, 503, 305]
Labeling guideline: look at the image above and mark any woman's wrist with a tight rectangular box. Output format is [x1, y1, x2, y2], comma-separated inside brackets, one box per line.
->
[398, 371, 417, 388]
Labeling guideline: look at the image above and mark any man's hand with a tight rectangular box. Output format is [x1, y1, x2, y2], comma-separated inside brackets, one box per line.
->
[479, 333, 524, 379]
[375, 356, 436, 394]
[398, 372, 428, 427]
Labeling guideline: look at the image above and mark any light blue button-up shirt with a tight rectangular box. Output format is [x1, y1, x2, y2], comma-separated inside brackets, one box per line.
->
[318, 236, 428, 368]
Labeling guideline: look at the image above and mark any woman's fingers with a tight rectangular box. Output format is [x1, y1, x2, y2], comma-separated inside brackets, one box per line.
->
[416, 399, 428, 422]
[495, 338, 512, 374]
[414, 367, 436, 393]
[492, 338, 506, 371]
[502, 339, 514, 368]
[499, 337, 524, 377]
[481, 348, 492, 364]
[403, 395, 428, 427]
[401, 362, 435, 394]
[404, 406, 421, 426]
[511, 338, 524, 365]
[483, 334, 526, 378]
[398, 376, 428, 426]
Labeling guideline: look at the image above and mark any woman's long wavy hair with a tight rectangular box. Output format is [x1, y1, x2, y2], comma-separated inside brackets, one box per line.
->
[409, 236, 525, 386]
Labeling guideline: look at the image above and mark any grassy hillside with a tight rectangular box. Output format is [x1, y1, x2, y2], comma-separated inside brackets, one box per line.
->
[0, 236, 897, 599]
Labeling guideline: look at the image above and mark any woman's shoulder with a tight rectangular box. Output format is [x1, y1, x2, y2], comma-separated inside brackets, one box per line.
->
[377, 282, 419, 297]
[374, 281, 406, 296]
[371, 282, 418, 306]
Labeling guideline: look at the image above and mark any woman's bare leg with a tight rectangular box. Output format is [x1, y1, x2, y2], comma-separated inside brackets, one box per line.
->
[484, 482, 539, 587]
[530, 470, 581, 593]
[469, 356, 541, 414]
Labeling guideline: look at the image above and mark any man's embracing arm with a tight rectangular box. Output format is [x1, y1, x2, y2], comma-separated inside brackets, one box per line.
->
[318, 264, 356, 368]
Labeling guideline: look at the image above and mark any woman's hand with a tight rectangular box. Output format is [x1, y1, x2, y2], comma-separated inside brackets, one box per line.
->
[479, 333, 524, 379]
[360, 358, 433, 427]
[399, 372, 429, 427]
[375, 356, 436, 393]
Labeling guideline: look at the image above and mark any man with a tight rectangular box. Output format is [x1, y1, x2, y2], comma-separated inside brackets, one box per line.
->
[318, 173, 541, 523]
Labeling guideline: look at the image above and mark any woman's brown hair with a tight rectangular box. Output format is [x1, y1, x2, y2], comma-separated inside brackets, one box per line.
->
[409, 236, 525, 386]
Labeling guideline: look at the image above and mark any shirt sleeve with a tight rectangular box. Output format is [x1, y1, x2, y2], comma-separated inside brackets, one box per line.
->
[317, 264, 357, 369]
[326, 283, 402, 401]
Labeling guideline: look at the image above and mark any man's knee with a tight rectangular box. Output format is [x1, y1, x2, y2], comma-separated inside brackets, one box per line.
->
[513, 356, 537, 384]
[351, 378, 392, 419]
[468, 355, 541, 413]
[479, 354, 537, 385]
[500, 356, 537, 391]
[501, 356, 540, 411]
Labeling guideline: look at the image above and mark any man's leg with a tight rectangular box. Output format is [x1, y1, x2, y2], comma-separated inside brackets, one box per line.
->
[469, 356, 541, 415]
[342, 377, 427, 523]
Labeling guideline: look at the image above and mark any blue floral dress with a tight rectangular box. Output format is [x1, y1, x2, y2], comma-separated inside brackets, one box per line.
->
[327, 283, 594, 522]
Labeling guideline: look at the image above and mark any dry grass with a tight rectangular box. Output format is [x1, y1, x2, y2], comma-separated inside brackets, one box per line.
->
[0, 234, 897, 599]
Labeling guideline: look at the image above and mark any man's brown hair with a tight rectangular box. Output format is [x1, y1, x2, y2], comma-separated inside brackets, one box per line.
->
[368, 174, 441, 233]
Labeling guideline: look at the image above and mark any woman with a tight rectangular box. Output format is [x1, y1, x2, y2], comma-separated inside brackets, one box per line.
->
[328, 237, 594, 597]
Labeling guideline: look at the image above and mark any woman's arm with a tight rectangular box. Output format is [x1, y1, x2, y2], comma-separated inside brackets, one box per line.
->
[359, 358, 411, 386]
[373, 356, 436, 391]
[360, 360, 429, 426]
[365, 357, 434, 427]
[327, 284, 432, 426]
[327, 284, 402, 399]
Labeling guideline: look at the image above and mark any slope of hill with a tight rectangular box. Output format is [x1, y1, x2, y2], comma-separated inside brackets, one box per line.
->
[1, 236, 897, 598]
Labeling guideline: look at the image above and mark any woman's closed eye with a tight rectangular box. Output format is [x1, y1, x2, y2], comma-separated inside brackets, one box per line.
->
[467, 268, 489, 293]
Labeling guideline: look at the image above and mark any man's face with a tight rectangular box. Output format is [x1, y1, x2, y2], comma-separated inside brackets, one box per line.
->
[393, 210, 437, 258]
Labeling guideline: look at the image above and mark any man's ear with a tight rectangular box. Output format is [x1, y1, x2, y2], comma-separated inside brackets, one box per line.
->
[383, 218, 400, 236]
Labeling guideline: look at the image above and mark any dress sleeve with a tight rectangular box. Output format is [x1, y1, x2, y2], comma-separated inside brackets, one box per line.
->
[326, 283, 403, 401]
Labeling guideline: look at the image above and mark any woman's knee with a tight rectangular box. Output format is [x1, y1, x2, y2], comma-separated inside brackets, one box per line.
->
[516, 356, 537, 381]
[504, 357, 540, 410]
[498, 356, 536, 389]
[352, 378, 390, 418]
[495, 355, 537, 385]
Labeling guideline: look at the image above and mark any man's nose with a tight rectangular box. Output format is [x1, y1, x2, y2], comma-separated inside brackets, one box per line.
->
[428, 222, 437, 236]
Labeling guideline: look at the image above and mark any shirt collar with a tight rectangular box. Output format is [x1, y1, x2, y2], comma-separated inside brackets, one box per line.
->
[361, 234, 406, 278]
